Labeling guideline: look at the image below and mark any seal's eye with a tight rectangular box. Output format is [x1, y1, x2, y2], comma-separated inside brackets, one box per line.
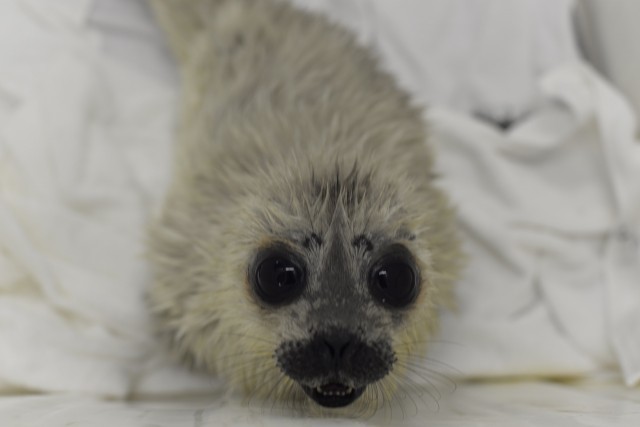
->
[253, 250, 305, 305]
[369, 247, 419, 308]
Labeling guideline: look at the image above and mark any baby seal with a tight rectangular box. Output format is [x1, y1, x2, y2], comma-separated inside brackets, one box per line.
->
[148, 0, 461, 414]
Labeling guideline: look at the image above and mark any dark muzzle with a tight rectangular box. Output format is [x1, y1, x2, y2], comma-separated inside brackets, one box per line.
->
[275, 328, 395, 407]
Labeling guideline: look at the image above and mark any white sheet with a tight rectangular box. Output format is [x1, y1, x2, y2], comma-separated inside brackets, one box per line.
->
[292, 0, 580, 123]
[429, 65, 640, 384]
[0, 0, 639, 405]
[3, 378, 640, 427]
[576, 0, 640, 129]
[0, 0, 215, 397]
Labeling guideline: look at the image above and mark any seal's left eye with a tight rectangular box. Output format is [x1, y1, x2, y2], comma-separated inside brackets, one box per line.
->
[254, 252, 305, 305]
[368, 246, 419, 308]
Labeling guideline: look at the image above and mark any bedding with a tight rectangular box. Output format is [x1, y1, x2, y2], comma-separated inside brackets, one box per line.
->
[2, 378, 640, 426]
[576, 0, 640, 128]
[1, 0, 640, 425]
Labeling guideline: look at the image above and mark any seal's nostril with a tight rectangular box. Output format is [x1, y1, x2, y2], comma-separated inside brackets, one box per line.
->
[321, 333, 353, 361]
[322, 339, 336, 358]
[339, 342, 351, 359]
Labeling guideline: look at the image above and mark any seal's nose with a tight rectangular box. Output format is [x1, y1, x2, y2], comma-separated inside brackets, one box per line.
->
[321, 330, 354, 362]
[275, 327, 395, 386]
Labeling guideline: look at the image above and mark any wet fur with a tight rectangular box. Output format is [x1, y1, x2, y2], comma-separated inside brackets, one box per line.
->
[148, 0, 461, 416]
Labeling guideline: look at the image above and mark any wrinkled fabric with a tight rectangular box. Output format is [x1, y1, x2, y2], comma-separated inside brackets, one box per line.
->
[290, 0, 579, 122]
[0, 0, 215, 397]
[428, 65, 640, 385]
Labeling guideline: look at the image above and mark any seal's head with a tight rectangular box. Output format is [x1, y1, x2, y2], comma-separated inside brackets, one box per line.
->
[149, 157, 461, 414]
[255, 191, 430, 407]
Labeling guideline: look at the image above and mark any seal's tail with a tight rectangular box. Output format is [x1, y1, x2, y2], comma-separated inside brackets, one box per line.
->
[149, 0, 231, 64]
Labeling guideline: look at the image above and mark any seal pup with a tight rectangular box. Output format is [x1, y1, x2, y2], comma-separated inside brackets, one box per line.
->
[148, 0, 461, 415]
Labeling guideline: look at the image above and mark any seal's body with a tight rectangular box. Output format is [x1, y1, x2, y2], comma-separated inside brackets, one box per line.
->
[149, 0, 461, 414]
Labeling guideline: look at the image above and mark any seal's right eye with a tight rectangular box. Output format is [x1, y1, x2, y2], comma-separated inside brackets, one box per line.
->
[253, 249, 305, 305]
[368, 244, 420, 309]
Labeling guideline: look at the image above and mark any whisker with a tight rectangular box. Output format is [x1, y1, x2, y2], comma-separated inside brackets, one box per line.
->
[395, 359, 459, 393]
[371, 382, 381, 419]
[212, 350, 273, 364]
[395, 377, 419, 417]
[392, 368, 443, 413]
[395, 352, 463, 376]
[396, 363, 443, 398]
[391, 370, 435, 412]
[378, 378, 394, 421]
[393, 379, 408, 421]
[215, 331, 279, 346]
[251, 371, 286, 413]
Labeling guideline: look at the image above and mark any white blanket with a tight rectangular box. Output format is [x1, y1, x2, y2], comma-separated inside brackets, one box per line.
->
[429, 66, 640, 385]
[0, 0, 215, 397]
[1, 0, 639, 400]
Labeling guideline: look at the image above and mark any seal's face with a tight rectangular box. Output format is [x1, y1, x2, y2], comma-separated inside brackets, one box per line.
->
[149, 161, 460, 415]
[247, 198, 425, 409]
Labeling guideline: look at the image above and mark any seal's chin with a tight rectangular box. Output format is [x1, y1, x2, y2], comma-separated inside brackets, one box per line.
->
[301, 382, 366, 408]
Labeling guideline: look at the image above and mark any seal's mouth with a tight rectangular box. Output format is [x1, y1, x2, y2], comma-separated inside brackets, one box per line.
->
[301, 382, 366, 408]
